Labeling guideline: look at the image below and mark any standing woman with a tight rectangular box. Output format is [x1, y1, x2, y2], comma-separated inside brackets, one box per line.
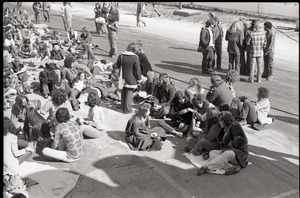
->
[107, 3, 119, 58]
[225, 20, 244, 73]
[43, 2, 51, 22]
[116, 43, 142, 114]
[94, 3, 102, 34]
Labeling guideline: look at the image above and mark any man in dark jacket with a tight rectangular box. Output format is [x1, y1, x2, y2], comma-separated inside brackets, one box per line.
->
[199, 19, 215, 74]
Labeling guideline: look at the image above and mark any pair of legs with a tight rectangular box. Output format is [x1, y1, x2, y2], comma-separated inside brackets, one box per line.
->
[230, 97, 257, 124]
[240, 46, 249, 75]
[214, 44, 222, 69]
[205, 150, 239, 171]
[43, 10, 50, 22]
[121, 87, 134, 114]
[42, 146, 80, 163]
[136, 13, 146, 27]
[108, 30, 118, 57]
[35, 11, 41, 23]
[262, 51, 274, 79]
[249, 56, 263, 83]
[228, 53, 240, 73]
[157, 120, 185, 137]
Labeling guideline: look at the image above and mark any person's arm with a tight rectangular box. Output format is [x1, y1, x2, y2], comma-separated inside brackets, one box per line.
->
[134, 58, 142, 83]
[88, 107, 105, 130]
[162, 86, 176, 107]
[132, 120, 148, 137]
[51, 127, 62, 149]
[11, 135, 27, 157]
[15, 64, 28, 75]
[206, 87, 218, 104]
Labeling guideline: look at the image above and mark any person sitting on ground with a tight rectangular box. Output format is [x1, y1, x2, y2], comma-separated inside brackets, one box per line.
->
[76, 92, 105, 138]
[184, 93, 216, 152]
[3, 64, 22, 100]
[158, 90, 193, 137]
[39, 62, 60, 99]
[18, 38, 36, 58]
[184, 78, 205, 104]
[78, 27, 96, 60]
[206, 75, 234, 111]
[66, 27, 79, 46]
[224, 70, 238, 98]
[42, 107, 84, 162]
[50, 44, 65, 61]
[40, 88, 74, 128]
[21, 107, 52, 156]
[197, 111, 249, 176]
[11, 57, 29, 83]
[133, 71, 158, 103]
[49, 30, 62, 48]
[10, 95, 37, 130]
[68, 72, 88, 111]
[4, 32, 17, 57]
[151, 73, 176, 119]
[230, 87, 274, 128]
[4, 117, 35, 176]
[125, 103, 167, 151]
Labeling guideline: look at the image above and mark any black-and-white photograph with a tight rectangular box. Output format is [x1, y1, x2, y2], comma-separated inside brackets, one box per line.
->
[3, 2, 299, 198]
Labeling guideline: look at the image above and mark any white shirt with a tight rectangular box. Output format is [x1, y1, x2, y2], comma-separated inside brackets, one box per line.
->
[87, 105, 105, 130]
[208, 27, 214, 47]
[73, 80, 84, 92]
[4, 38, 15, 47]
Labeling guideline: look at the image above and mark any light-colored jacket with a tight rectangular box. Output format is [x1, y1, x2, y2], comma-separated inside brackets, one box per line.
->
[255, 98, 272, 124]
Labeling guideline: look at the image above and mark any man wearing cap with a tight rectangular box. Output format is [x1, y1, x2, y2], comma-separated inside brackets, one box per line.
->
[262, 21, 275, 81]
[246, 19, 265, 83]
[199, 18, 216, 74]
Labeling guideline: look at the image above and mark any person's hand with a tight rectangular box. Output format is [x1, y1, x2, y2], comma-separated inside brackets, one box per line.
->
[180, 109, 188, 114]
[179, 123, 185, 128]
[187, 108, 195, 113]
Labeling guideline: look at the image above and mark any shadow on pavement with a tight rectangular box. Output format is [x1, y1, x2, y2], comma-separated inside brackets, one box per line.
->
[269, 114, 299, 125]
[107, 130, 126, 143]
[169, 46, 198, 52]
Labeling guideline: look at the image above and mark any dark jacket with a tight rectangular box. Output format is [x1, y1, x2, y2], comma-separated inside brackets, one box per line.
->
[206, 83, 234, 110]
[225, 30, 244, 55]
[213, 25, 223, 45]
[169, 100, 193, 125]
[137, 52, 152, 76]
[219, 121, 249, 168]
[116, 51, 142, 89]
[157, 83, 176, 107]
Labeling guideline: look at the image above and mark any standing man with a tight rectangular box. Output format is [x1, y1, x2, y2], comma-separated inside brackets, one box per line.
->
[246, 20, 265, 83]
[262, 21, 275, 81]
[199, 19, 215, 74]
[64, 2, 72, 31]
[212, 17, 224, 70]
[32, 2, 42, 24]
[239, 18, 249, 76]
[107, 4, 119, 59]
[79, 27, 96, 60]
[136, 2, 146, 27]
[43, 2, 51, 22]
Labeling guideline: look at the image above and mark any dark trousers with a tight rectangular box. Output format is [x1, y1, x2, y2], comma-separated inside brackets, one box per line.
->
[121, 87, 134, 114]
[228, 53, 240, 73]
[240, 46, 248, 75]
[194, 138, 220, 154]
[230, 98, 257, 124]
[214, 44, 222, 68]
[202, 47, 215, 72]
[83, 43, 95, 60]
[263, 51, 274, 77]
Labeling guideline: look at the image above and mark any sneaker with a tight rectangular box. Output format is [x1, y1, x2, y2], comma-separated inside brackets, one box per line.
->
[248, 79, 254, 83]
[197, 166, 207, 176]
[225, 166, 241, 175]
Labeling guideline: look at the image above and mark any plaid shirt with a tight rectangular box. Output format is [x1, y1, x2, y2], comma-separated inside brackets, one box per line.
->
[249, 30, 265, 57]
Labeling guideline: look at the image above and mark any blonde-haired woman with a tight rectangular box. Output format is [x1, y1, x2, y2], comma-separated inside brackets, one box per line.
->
[225, 20, 244, 73]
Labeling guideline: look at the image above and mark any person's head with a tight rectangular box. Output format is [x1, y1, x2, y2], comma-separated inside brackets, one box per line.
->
[136, 40, 144, 53]
[137, 103, 151, 118]
[228, 20, 244, 33]
[82, 27, 88, 33]
[257, 87, 269, 99]
[64, 55, 74, 68]
[207, 107, 220, 118]
[218, 111, 235, 128]
[188, 78, 202, 90]
[14, 56, 24, 65]
[208, 12, 214, 18]
[51, 88, 67, 106]
[77, 72, 85, 81]
[251, 19, 259, 30]
[192, 93, 206, 108]
[264, 21, 273, 31]
[225, 70, 238, 84]
[205, 18, 215, 28]
[4, 117, 18, 135]
[174, 90, 185, 104]
[53, 44, 60, 51]
[87, 92, 101, 107]
[126, 42, 138, 53]
[24, 107, 50, 141]
[35, 37, 41, 44]
[13, 94, 29, 110]
[146, 71, 156, 82]
[210, 75, 224, 87]
[56, 107, 70, 123]
[6, 32, 13, 40]
[11, 193, 27, 198]
[95, 3, 101, 8]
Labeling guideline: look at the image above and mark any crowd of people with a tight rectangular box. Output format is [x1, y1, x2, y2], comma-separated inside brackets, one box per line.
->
[198, 12, 276, 83]
[3, 2, 277, 197]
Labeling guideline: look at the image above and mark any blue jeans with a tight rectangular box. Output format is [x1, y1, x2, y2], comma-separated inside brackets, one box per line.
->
[228, 53, 240, 73]
[108, 30, 118, 57]
[249, 56, 263, 82]
[263, 51, 274, 77]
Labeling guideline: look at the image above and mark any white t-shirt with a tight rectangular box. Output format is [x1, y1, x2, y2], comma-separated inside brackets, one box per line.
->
[4, 38, 15, 47]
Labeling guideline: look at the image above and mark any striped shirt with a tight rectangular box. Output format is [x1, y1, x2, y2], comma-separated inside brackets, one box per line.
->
[249, 30, 265, 57]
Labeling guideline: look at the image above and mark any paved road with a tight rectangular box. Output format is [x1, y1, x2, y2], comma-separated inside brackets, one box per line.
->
[10, 3, 299, 198]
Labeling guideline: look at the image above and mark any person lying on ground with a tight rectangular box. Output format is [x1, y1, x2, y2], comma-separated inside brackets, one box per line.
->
[125, 103, 167, 151]
[197, 111, 249, 176]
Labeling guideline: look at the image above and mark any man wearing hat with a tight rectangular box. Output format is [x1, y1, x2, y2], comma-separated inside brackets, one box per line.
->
[246, 19, 265, 83]
[262, 21, 275, 81]
[198, 18, 216, 74]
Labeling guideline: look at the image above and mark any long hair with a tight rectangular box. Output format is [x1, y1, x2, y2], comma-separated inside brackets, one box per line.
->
[87, 92, 101, 107]
[228, 20, 244, 33]
[219, 111, 235, 127]
[11, 95, 29, 117]
[171, 90, 185, 105]
[23, 107, 51, 141]
[225, 70, 238, 84]
[136, 40, 144, 54]
[4, 117, 18, 135]
[210, 75, 224, 87]
[187, 78, 203, 92]
[257, 87, 269, 99]
[136, 103, 151, 118]
[126, 43, 138, 53]
[56, 107, 70, 123]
